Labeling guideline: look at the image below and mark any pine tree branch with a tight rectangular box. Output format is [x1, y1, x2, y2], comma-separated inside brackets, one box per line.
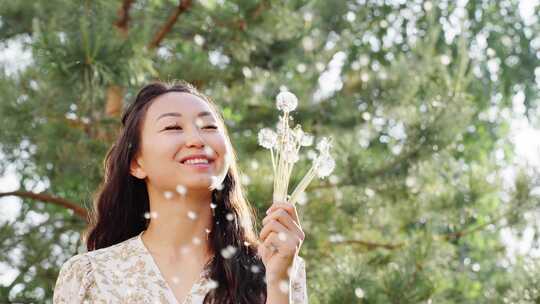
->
[0, 191, 88, 220]
[332, 238, 404, 250]
[148, 0, 193, 49]
[440, 207, 518, 241]
[114, 0, 135, 36]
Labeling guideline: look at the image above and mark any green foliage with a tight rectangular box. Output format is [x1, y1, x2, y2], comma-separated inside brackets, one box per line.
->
[0, 0, 539, 303]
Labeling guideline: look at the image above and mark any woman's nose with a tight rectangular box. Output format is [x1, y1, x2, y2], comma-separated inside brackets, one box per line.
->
[184, 126, 206, 147]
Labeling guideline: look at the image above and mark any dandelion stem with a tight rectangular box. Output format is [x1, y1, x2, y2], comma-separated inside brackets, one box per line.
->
[270, 148, 276, 175]
[290, 165, 317, 206]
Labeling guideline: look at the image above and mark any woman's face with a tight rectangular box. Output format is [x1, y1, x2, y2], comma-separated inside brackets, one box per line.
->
[131, 92, 229, 192]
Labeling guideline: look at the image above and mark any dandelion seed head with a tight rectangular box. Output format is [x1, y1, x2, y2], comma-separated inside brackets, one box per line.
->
[258, 128, 277, 149]
[284, 147, 299, 163]
[316, 137, 332, 154]
[276, 91, 298, 112]
[315, 155, 335, 178]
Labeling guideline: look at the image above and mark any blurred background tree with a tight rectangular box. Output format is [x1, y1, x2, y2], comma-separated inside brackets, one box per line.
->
[0, 0, 539, 303]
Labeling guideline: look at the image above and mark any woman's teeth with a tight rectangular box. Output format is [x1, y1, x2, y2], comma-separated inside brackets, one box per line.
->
[184, 158, 209, 165]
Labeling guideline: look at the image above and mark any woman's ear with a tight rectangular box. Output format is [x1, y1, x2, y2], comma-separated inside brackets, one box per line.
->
[130, 156, 147, 179]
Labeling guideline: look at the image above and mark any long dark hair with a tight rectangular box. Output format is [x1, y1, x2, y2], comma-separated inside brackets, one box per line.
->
[85, 81, 267, 303]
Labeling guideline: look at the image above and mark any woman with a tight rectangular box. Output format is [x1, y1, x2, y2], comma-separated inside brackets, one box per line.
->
[53, 81, 308, 303]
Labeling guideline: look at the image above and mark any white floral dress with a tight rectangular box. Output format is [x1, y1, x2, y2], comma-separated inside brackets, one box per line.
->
[53, 230, 308, 303]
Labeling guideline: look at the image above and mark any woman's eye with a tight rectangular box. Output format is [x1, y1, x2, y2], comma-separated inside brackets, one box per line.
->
[164, 125, 182, 130]
[203, 125, 218, 130]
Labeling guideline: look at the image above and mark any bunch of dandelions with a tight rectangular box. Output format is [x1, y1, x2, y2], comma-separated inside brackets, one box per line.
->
[257, 91, 335, 206]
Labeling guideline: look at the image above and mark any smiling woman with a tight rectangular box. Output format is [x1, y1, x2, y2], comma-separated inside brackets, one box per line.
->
[52, 81, 308, 304]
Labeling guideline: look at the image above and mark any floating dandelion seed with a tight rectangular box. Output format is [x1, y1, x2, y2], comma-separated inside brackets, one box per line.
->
[180, 246, 190, 255]
[204, 146, 215, 157]
[176, 185, 187, 196]
[207, 279, 219, 289]
[210, 176, 224, 191]
[276, 91, 298, 112]
[250, 265, 260, 273]
[355, 287, 365, 298]
[150, 211, 158, 219]
[365, 188, 375, 197]
[192, 237, 201, 245]
[164, 191, 174, 200]
[297, 192, 308, 205]
[278, 280, 289, 293]
[210, 202, 217, 209]
[278, 232, 288, 241]
[187, 211, 198, 220]
[220, 245, 237, 259]
[195, 117, 204, 127]
[144, 212, 151, 219]
[243, 241, 250, 247]
[226, 213, 234, 221]
[172, 276, 180, 285]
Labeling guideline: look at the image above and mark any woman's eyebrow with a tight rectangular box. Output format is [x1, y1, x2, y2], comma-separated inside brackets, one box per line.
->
[155, 111, 212, 122]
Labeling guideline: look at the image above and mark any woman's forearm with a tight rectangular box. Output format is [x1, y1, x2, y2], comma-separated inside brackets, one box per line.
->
[266, 274, 290, 304]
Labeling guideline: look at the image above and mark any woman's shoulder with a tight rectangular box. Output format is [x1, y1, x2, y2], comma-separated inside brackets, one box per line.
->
[58, 234, 142, 277]
[84, 233, 143, 261]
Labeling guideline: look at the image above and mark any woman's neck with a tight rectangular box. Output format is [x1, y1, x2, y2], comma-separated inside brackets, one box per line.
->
[142, 185, 215, 264]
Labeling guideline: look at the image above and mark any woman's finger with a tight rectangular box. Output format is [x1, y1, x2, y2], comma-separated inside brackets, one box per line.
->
[262, 208, 305, 241]
[259, 219, 289, 242]
[265, 202, 301, 227]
